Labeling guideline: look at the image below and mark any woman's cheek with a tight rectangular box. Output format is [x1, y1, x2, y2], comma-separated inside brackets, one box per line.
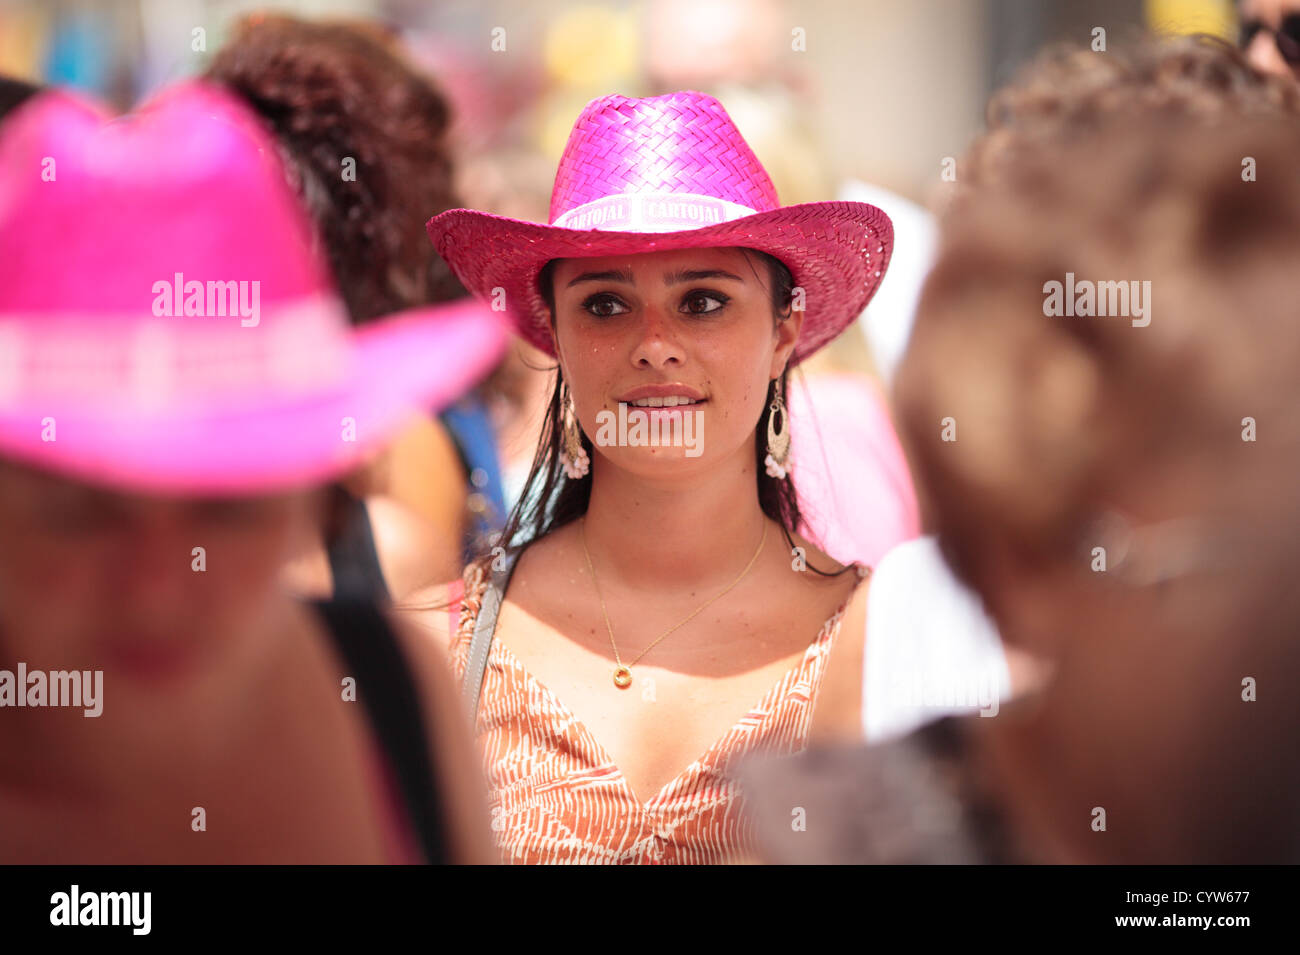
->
[0, 546, 103, 665]
[0, 525, 117, 613]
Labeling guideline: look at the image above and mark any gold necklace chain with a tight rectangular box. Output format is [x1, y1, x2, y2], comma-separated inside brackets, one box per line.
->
[580, 516, 769, 689]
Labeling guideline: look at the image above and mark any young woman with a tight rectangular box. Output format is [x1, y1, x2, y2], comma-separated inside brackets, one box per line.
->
[408, 90, 897, 864]
[0, 82, 500, 863]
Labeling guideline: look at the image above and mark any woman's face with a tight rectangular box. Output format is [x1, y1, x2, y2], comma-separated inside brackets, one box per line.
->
[549, 246, 801, 480]
[0, 462, 319, 693]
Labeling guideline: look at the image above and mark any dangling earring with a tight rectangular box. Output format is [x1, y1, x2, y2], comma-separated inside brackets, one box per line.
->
[559, 382, 590, 480]
[765, 383, 791, 479]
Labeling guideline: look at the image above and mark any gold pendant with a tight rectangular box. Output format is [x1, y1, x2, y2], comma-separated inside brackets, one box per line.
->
[613, 665, 632, 689]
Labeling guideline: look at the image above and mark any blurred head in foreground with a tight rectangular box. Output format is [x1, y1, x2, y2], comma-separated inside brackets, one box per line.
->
[891, 107, 1300, 863]
[904, 36, 1300, 667]
[743, 36, 1300, 864]
[0, 81, 499, 720]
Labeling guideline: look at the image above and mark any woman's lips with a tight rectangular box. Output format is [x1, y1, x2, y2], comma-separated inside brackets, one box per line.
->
[618, 399, 706, 416]
[616, 383, 707, 402]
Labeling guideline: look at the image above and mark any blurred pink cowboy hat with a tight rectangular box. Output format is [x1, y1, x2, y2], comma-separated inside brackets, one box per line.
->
[0, 81, 507, 495]
[427, 90, 892, 364]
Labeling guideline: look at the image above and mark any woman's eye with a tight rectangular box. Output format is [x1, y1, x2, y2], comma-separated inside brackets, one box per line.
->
[681, 291, 728, 315]
[581, 293, 629, 317]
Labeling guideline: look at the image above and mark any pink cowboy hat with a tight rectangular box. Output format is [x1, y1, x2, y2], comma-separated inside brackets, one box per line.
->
[427, 90, 893, 365]
[0, 82, 508, 495]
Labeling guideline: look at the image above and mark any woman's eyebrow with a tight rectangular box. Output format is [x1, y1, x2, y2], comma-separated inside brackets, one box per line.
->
[663, 268, 745, 285]
[566, 268, 635, 287]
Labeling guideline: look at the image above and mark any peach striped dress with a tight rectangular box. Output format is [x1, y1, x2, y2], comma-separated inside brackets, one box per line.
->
[446, 559, 871, 865]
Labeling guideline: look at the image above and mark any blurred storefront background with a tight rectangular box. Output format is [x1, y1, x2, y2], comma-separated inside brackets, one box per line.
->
[0, 0, 1237, 385]
[0, 0, 1237, 205]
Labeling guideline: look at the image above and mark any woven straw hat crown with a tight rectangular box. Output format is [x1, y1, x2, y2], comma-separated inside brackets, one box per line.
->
[547, 91, 781, 230]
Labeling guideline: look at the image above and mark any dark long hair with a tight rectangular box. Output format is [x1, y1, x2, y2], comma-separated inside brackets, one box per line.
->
[473, 248, 850, 579]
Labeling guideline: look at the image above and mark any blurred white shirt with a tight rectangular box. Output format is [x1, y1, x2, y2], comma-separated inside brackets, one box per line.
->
[863, 536, 1011, 742]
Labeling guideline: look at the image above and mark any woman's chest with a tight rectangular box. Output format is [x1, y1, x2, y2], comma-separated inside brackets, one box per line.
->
[480, 604, 830, 812]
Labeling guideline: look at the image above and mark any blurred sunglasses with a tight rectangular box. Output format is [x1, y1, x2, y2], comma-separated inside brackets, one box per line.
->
[1240, 14, 1300, 66]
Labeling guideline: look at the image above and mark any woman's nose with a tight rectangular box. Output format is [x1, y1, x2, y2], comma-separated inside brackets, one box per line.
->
[630, 304, 684, 368]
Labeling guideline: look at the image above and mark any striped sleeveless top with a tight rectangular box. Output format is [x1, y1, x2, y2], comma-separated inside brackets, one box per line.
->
[446, 559, 871, 864]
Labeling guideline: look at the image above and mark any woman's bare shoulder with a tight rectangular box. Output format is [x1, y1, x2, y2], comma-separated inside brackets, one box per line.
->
[784, 530, 871, 746]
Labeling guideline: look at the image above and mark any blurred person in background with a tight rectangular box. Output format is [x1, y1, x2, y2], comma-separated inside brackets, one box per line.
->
[0, 82, 499, 863]
[1239, 0, 1300, 78]
[741, 40, 1300, 864]
[207, 14, 517, 601]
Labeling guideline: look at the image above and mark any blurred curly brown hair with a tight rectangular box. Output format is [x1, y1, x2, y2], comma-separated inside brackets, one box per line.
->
[956, 33, 1300, 199]
[206, 14, 465, 323]
[899, 35, 1300, 597]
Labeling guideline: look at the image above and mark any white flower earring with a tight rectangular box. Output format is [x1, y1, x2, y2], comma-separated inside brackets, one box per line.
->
[559, 382, 590, 480]
[764, 384, 791, 479]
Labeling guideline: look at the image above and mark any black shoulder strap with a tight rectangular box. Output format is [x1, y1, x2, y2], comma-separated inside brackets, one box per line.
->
[312, 598, 449, 864]
[326, 492, 391, 604]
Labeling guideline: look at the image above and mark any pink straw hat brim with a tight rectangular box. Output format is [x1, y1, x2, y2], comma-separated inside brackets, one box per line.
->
[428, 200, 893, 365]
[0, 300, 508, 496]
